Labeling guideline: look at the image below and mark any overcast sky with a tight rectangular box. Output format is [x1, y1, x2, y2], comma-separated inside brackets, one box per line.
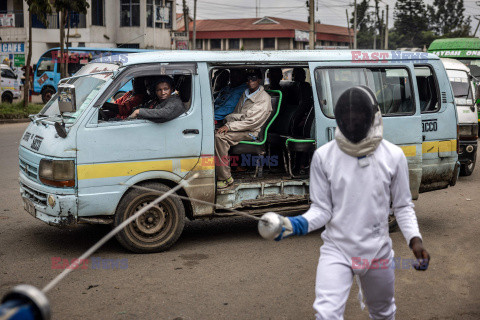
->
[176, 0, 479, 31]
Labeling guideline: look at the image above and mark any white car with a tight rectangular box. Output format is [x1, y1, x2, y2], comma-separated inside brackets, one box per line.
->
[1, 64, 21, 103]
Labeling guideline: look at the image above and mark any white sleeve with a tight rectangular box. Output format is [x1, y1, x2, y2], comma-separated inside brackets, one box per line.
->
[302, 151, 333, 233]
[391, 152, 422, 245]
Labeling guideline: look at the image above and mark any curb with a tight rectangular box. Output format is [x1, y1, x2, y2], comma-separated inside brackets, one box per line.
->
[0, 118, 30, 125]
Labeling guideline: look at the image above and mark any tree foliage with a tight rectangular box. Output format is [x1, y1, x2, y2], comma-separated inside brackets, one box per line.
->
[392, 0, 429, 48]
[350, 0, 375, 49]
[427, 0, 471, 37]
[24, 0, 52, 109]
[52, 0, 89, 78]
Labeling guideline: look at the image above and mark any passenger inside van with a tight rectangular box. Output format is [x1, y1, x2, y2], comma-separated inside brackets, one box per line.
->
[266, 68, 283, 91]
[103, 77, 147, 119]
[128, 75, 185, 123]
[213, 68, 247, 125]
[215, 68, 272, 189]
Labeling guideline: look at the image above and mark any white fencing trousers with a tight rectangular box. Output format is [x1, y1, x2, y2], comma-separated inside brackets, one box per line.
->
[313, 241, 396, 320]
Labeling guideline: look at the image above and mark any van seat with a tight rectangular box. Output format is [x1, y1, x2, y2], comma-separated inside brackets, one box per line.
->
[229, 90, 282, 177]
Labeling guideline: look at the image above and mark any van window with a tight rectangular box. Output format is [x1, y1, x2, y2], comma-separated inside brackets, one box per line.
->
[414, 66, 440, 113]
[97, 64, 195, 122]
[447, 69, 472, 100]
[315, 67, 414, 117]
[1, 68, 16, 79]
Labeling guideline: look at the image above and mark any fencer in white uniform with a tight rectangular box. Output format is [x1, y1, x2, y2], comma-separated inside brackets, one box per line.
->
[266, 86, 430, 320]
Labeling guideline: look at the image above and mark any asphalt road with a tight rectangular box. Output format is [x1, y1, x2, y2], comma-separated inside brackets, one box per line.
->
[0, 123, 479, 320]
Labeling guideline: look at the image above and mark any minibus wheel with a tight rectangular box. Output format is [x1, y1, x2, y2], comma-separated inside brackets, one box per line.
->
[460, 154, 476, 176]
[114, 182, 185, 253]
[1, 92, 13, 104]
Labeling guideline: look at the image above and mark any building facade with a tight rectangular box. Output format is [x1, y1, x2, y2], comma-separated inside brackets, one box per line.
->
[178, 16, 352, 51]
[0, 0, 176, 67]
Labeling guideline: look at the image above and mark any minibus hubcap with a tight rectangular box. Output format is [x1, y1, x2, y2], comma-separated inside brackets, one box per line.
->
[134, 202, 167, 235]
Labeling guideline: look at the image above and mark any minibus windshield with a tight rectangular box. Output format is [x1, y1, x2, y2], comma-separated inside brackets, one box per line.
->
[447, 70, 473, 105]
[39, 63, 119, 123]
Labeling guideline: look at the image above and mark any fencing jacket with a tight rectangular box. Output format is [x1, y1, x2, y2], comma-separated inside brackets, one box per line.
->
[302, 139, 422, 266]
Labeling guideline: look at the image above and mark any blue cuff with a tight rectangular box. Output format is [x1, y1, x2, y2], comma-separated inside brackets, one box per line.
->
[287, 216, 309, 236]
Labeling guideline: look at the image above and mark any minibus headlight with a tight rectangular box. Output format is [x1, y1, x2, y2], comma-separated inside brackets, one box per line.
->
[39, 159, 75, 187]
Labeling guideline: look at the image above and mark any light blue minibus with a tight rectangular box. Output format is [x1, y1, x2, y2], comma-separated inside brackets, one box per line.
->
[33, 47, 151, 103]
[19, 50, 459, 252]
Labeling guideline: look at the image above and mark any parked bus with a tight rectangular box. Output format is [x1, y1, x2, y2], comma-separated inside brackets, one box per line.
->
[33, 47, 151, 103]
[428, 38, 480, 123]
[20, 50, 459, 252]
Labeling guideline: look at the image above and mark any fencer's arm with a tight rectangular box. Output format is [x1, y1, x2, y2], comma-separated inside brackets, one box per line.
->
[301, 151, 333, 232]
[391, 152, 422, 245]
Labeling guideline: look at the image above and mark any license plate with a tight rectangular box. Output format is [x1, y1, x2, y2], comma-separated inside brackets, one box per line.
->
[23, 197, 36, 217]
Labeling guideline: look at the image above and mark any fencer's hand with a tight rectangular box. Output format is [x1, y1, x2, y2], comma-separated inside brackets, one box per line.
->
[217, 125, 229, 134]
[410, 237, 430, 271]
[274, 216, 294, 241]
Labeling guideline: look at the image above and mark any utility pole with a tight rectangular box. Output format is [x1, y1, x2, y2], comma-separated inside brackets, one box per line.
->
[384, 5, 389, 50]
[309, 0, 315, 50]
[183, 0, 189, 49]
[380, 10, 384, 49]
[193, 0, 197, 50]
[354, 0, 357, 49]
[346, 9, 352, 49]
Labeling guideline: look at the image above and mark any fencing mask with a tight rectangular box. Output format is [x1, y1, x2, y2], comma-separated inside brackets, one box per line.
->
[334, 86, 378, 143]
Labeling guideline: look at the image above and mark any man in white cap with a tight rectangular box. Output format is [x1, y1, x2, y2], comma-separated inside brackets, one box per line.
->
[266, 85, 430, 319]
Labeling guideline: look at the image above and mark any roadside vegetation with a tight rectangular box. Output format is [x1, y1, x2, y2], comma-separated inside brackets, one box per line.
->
[0, 101, 43, 119]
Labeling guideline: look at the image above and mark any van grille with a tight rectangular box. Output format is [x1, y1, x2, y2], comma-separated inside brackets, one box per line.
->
[441, 92, 447, 103]
[21, 183, 47, 207]
[19, 158, 39, 182]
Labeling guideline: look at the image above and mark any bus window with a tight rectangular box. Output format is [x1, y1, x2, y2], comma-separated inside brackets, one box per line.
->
[37, 53, 55, 74]
[414, 66, 440, 113]
[315, 67, 414, 117]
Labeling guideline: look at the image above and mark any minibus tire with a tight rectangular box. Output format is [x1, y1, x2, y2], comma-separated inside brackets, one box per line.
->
[41, 87, 55, 104]
[388, 214, 398, 233]
[114, 182, 185, 253]
[1, 92, 13, 104]
[460, 154, 476, 176]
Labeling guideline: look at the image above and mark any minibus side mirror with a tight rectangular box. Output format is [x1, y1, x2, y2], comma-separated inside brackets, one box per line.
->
[58, 83, 76, 113]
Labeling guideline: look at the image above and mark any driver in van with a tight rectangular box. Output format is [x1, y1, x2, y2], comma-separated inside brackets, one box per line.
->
[215, 69, 272, 189]
[128, 75, 185, 123]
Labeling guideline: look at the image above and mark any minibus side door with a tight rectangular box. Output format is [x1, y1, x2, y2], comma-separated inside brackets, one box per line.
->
[76, 63, 208, 217]
[414, 62, 458, 192]
[309, 61, 423, 199]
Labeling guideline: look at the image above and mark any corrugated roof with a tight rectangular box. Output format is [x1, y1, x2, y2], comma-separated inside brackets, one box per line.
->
[178, 16, 351, 36]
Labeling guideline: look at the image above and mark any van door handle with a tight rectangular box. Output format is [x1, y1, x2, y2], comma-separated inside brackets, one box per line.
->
[183, 129, 199, 134]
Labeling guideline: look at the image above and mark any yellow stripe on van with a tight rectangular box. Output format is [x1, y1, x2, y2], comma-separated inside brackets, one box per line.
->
[422, 140, 456, 154]
[77, 160, 173, 180]
[400, 146, 417, 157]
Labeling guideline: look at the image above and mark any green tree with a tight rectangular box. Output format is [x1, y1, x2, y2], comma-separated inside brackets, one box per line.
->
[350, 0, 375, 49]
[392, 0, 429, 48]
[53, 0, 89, 79]
[24, 0, 52, 109]
[427, 0, 471, 37]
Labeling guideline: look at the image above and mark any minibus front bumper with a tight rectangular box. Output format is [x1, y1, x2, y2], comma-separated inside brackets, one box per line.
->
[458, 140, 477, 165]
[19, 171, 78, 227]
